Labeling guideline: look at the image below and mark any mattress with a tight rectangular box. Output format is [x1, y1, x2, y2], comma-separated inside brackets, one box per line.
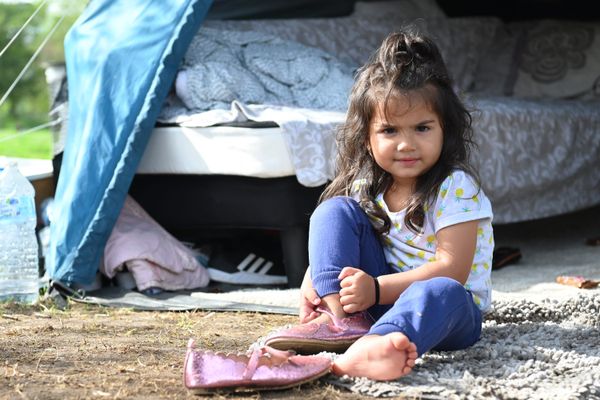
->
[137, 126, 295, 177]
[142, 94, 600, 224]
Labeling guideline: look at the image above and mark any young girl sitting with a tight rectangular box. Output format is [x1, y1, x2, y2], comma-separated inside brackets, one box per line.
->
[266, 29, 494, 381]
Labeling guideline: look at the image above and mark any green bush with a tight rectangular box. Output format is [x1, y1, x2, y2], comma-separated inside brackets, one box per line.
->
[0, 1, 82, 161]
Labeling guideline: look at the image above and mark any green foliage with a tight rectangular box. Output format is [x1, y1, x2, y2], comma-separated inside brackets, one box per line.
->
[0, 2, 47, 123]
[0, 1, 83, 146]
[41, 1, 87, 63]
[47, 0, 87, 17]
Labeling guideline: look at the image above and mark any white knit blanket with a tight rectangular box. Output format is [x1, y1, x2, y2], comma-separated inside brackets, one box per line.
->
[177, 27, 354, 112]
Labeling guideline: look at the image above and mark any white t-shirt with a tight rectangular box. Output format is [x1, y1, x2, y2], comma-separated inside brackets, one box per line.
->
[374, 170, 494, 311]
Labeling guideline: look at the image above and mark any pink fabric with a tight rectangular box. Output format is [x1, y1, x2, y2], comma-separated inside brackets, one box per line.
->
[101, 196, 210, 291]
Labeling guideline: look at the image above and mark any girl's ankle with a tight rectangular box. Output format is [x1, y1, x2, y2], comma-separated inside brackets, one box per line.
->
[319, 294, 348, 319]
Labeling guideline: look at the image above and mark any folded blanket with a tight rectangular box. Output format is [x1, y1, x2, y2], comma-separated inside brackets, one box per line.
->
[177, 27, 354, 112]
[101, 196, 210, 291]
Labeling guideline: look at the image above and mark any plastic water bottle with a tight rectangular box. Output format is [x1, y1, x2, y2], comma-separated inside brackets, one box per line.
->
[0, 160, 39, 303]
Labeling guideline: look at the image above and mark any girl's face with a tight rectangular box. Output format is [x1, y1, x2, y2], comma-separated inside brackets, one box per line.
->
[368, 92, 443, 189]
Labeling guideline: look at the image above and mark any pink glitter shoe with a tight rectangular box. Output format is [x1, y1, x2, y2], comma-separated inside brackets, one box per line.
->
[183, 339, 332, 393]
[264, 307, 374, 354]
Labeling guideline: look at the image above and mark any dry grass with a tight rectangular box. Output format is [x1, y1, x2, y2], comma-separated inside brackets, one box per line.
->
[0, 299, 373, 400]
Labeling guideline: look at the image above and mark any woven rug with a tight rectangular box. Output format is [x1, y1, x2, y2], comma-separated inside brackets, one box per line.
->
[326, 291, 600, 399]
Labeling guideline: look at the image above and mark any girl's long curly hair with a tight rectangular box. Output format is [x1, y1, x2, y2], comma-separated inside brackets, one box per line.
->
[320, 29, 480, 235]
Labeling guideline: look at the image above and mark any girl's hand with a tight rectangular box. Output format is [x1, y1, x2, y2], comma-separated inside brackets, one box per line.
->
[338, 267, 376, 313]
[299, 268, 321, 323]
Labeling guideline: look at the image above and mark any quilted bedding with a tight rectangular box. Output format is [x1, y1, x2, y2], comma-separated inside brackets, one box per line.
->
[177, 27, 354, 112]
[469, 95, 600, 223]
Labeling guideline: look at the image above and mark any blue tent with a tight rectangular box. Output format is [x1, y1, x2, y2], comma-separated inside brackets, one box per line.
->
[47, 0, 213, 285]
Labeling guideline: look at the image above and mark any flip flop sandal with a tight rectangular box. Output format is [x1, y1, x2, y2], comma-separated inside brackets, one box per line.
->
[264, 306, 373, 354]
[492, 247, 522, 270]
[585, 237, 600, 246]
[183, 339, 332, 394]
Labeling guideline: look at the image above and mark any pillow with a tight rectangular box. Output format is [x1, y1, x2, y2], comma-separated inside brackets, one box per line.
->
[471, 22, 522, 95]
[507, 20, 600, 100]
[352, 0, 446, 19]
[426, 17, 502, 92]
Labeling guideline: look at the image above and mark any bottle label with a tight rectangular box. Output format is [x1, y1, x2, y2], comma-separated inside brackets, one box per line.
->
[0, 196, 36, 223]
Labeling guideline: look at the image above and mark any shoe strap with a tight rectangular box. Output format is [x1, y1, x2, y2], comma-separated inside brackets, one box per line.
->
[315, 306, 347, 332]
[242, 346, 296, 380]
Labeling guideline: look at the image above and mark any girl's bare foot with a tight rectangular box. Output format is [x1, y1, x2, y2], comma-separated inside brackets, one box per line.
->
[331, 333, 418, 381]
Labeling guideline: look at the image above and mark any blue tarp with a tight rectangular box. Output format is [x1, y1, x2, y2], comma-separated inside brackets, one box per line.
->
[47, 0, 213, 285]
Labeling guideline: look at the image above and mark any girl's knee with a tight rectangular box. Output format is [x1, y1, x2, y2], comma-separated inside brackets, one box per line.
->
[410, 276, 465, 297]
[311, 196, 363, 223]
[430, 276, 463, 290]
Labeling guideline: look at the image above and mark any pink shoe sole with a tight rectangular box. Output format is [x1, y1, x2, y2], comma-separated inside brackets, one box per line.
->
[264, 307, 374, 354]
[183, 339, 332, 394]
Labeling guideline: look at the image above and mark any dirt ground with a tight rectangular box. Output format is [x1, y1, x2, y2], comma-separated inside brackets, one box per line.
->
[0, 298, 370, 400]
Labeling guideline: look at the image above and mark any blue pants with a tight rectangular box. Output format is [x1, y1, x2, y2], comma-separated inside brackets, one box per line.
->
[309, 197, 482, 356]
